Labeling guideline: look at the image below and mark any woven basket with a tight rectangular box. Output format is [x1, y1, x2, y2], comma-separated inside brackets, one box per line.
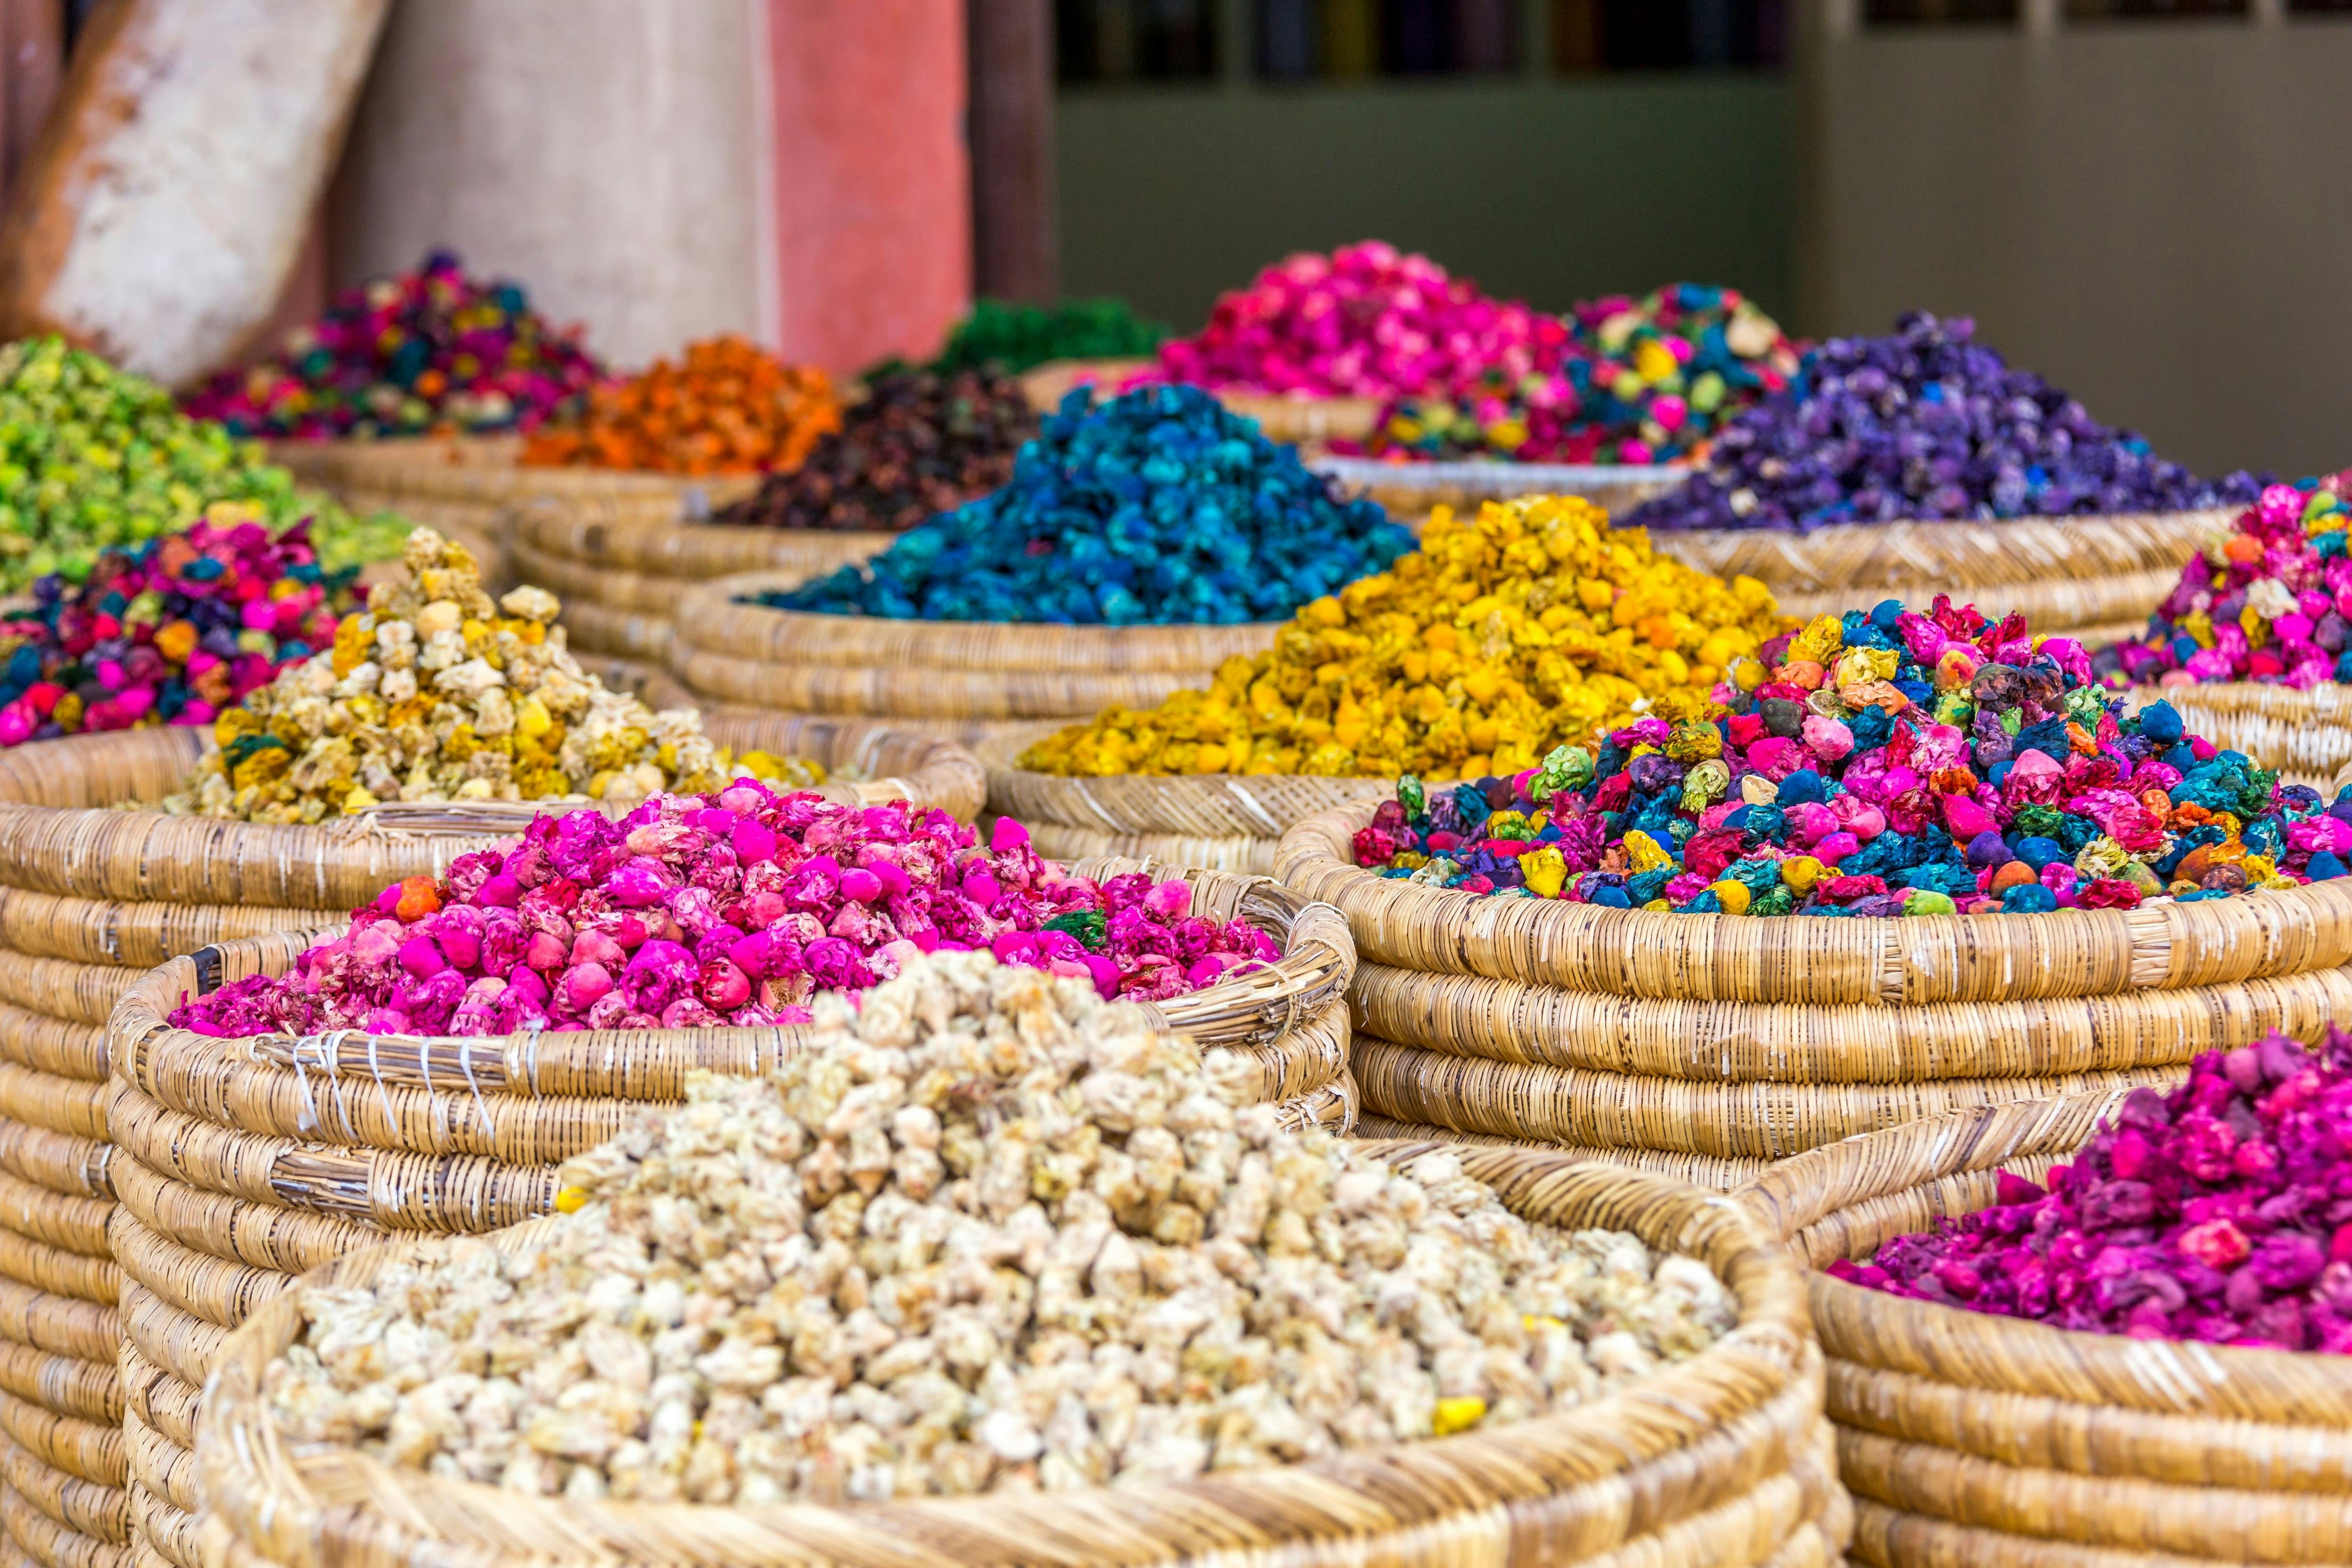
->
[1310, 455, 1685, 530]
[103, 861, 1358, 1566]
[1278, 798, 2352, 1166]
[1348, 1114, 1772, 1193]
[1016, 358, 1382, 446]
[0, 719, 978, 1568]
[504, 495, 891, 666]
[1648, 507, 2227, 637]
[192, 1140, 1845, 1568]
[665, 570, 1274, 746]
[267, 436, 765, 596]
[1740, 1094, 2352, 1566]
[0, 729, 530, 1568]
[2131, 681, 2352, 793]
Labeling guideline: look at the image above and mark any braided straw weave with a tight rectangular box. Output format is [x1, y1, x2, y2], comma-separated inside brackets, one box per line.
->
[269, 435, 764, 594]
[505, 495, 891, 666]
[1739, 1094, 2352, 1566]
[1279, 799, 2352, 1165]
[192, 1142, 1845, 1568]
[982, 734, 1396, 876]
[666, 570, 1276, 742]
[103, 860, 1358, 1564]
[1648, 507, 2225, 637]
[2132, 681, 2352, 793]
[1347, 1115, 1772, 1193]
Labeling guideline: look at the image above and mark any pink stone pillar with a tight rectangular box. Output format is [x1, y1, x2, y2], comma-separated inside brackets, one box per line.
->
[764, 0, 972, 373]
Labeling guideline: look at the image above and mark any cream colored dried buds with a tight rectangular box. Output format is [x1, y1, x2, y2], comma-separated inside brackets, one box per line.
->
[262, 951, 1734, 1505]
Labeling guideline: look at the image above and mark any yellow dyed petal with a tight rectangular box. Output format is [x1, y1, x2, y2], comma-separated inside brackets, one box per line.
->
[1433, 1396, 1488, 1436]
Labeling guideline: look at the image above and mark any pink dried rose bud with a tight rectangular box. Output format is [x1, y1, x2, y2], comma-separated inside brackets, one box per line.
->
[167, 781, 1285, 1039]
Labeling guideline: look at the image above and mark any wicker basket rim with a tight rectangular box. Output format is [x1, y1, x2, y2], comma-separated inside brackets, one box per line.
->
[980, 746, 1396, 839]
[1307, 455, 1687, 490]
[1279, 799, 2352, 994]
[1645, 503, 2237, 547]
[506, 495, 898, 566]
[196, 1141, 1817, 1563]
[0, 723, 984, 902]
[2131, 679, 2352, 712]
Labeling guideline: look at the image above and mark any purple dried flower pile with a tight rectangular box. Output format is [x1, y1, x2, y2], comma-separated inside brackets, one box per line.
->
[1627, 311, 2261, 533]
[1835, 1031, 2352, 1353]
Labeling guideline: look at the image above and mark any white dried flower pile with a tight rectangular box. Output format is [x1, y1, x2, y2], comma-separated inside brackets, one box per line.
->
[262, 951, 1736, 1505]
[160, 527, 818, 821]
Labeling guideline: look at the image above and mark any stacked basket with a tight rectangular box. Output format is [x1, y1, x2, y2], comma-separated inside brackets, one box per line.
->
[504, 496, 890, 684]
[268, 437, 763, 595]
[1651, 507, 2229, 646]
[193, 1142, 1849, 1568]
[2129, 682, 2352, 793]
[0, 730, 513, 1568]
[104, 860, 1353, 1568]
[1018, 358, 1383, 447]
[1745, 1097, 2352, 1566]
[982, 748, 1392, 876]
[0, 716, 978, 1568]
[666, 571, 1276, 752]
[1279, 799, 2352, 1191]
[1311, 455, 1684, 532]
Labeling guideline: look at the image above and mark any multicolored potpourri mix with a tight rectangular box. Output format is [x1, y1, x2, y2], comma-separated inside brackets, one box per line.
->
[1352, 597, 2347, 915]
[2103, 474, 2352, 689]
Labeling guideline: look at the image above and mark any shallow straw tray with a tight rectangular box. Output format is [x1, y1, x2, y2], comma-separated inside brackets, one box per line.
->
[504, 495, 891, 667]
[1740, 1095, 2352, 1566]
[0, 718, 977, 1568]
[981, 735, 1393, 875]
[1647, 506, 2228, 639]
[1309, 454, 1684, 530]
[1278, 798, 2352, 1179]
[1019, 358, 1384, 446]
[102, 861, 1356, 1566]
[666, 569, 1276, 749]
[2129, 681, 2352, 794]
[193, 1142, 1846, 1568]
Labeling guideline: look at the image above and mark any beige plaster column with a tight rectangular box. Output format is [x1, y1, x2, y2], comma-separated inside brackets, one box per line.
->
[329, 0, 766, 370]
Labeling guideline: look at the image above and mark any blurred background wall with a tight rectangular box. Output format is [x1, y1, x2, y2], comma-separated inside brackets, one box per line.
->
[1053, 0, 1794, 332]
[1801, 6, 2352, 480]
[326, 0, 767, 369]
[5, 0, 2350, 480]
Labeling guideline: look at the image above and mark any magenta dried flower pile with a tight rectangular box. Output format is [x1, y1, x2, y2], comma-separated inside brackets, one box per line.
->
[1150, 240, 1575, 400]
[1833, 1031, 2352, 1354]
[170, 784, 1278, 1039]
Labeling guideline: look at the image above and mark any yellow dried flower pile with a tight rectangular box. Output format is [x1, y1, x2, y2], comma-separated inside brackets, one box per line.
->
[1019, 495, 1788, 781]
[161, 528, 821, 823]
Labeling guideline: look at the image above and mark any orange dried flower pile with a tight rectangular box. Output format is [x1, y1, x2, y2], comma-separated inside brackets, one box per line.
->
[520, 336, 840, 475]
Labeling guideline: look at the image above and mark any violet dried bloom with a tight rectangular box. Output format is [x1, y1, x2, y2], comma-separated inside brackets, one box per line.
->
[1833, 1027, 2352, 1354]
